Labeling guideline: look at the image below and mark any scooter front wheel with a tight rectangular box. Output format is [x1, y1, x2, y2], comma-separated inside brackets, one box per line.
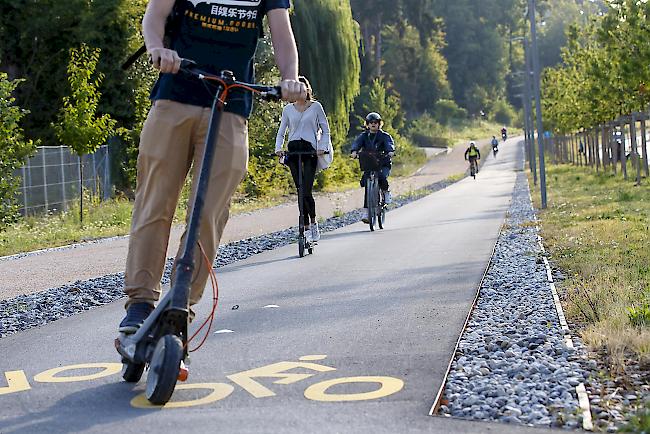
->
[146, 334, 183, 405]
[298, 236, 305, 258]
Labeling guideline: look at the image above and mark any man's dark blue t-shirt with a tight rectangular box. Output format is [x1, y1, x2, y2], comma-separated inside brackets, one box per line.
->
[150, 0, 290, 118]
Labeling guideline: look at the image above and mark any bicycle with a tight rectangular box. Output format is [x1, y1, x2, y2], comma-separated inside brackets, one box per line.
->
[276, 149, 329, 258]
[116, 59, 281, 406]
[468, 157, 479, 179]
[356, 150, 389, 231]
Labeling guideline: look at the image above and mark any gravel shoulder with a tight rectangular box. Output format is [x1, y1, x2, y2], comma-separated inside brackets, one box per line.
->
[0, 143, 476, 301]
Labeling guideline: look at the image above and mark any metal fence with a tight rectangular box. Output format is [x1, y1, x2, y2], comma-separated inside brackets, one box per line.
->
[15, 146, 112, 216]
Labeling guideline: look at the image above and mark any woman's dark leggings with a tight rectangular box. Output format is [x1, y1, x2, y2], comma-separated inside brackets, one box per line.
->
[287, 140, 318, 226]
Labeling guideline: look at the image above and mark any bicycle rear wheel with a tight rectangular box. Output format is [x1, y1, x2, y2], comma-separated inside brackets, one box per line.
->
[378, 190, 385, 229]
[366, 181, 376, 231]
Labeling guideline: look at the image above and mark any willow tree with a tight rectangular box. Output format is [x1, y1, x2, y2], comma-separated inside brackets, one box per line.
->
[291, 0, 361, 143]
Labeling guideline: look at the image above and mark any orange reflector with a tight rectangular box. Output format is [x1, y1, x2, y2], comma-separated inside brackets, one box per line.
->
[178, 361, 189, 382]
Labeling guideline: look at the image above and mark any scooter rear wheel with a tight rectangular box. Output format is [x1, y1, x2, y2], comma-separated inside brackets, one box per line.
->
[146, 334, 183, 405]
[122, 359, 145, 383]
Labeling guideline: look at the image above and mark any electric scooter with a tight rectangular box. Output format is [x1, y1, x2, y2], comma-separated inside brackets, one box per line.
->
[116, 59, 281, 405]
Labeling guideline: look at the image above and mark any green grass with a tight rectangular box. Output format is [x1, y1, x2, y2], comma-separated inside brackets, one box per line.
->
[529, 164, 650, 371]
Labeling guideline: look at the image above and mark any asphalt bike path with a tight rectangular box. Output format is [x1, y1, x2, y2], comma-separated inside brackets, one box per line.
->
[0, 138, 553, 433]
[0, 143, 469, 301]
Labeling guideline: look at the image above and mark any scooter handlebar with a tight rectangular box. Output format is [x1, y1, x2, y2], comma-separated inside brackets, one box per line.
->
[179, 58, 282, 101]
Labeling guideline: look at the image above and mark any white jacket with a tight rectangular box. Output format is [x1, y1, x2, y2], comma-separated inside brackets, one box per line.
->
[275, 101, 333, 171]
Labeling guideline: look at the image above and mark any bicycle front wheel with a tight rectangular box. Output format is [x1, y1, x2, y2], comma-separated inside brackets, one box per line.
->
[367, 180, 378, 231]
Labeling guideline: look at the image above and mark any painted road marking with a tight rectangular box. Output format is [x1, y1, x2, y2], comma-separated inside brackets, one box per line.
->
[214, 329, 234, 334]
[227, 361, 336, 398]
[1, 356, 406, 408]
[263, 304, 280, 308]
[304, 376, 405, 402]
[33, 363, 122, 383]
[299, 355, 327, 361]
[131, 383, 235, 409]
[0, 371, 31, 395]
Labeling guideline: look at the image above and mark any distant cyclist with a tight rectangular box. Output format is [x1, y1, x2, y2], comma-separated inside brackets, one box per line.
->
[501, 127, 508, 141]
[350, 112, 395, 221]
[491, 135, 499, 154]
[464, 141, 481, 174]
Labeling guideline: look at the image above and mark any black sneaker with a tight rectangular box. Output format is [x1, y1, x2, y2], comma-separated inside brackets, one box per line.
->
[119, 302, 154, 334]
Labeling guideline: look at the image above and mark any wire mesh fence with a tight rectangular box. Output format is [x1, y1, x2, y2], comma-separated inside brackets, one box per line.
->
[15, 146, 112, 216]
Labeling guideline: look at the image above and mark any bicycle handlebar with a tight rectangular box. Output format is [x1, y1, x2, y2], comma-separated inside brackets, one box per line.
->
[179, 59, 282, 101]
[351, 150, 394, 158]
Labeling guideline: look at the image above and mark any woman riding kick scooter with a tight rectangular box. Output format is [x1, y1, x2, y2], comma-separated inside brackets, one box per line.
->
[275, 76, 333, 257]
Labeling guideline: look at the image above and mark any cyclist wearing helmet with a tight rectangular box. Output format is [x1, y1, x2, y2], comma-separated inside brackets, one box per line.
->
[464, 141, 481, 173]
[491, 135, 499, 154]
[351, 112, 395, 220]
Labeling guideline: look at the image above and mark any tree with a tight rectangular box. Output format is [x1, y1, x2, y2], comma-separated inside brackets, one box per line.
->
[0, 0, 149, 190]
[0, 73, 37, 229]
[381, 22, 451, 117]
[52, 44, 119, 225]
[291, 0, 362, 142]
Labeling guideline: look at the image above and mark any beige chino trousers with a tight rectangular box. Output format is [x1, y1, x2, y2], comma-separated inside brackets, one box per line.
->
[124, 99, 248, 308]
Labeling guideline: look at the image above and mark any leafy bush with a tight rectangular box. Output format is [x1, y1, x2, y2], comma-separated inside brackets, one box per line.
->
[434, 99, 467, 125]
[0, 73, 37, 230]
[628, 303, 650, 328]
[621, 403, 650, 433]
[489, 98, 516, 126]
[407, 113, 452, 148]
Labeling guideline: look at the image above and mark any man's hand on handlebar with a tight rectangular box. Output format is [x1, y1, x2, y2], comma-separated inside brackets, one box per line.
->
[350, 151, 358, 159]
[275, 150, 285, 157]
[280, 79, 307, 102]
[149, 47, 181, 74]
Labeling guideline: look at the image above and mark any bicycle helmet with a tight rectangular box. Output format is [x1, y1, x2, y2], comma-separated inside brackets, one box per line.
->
[365, 112, 382, 122]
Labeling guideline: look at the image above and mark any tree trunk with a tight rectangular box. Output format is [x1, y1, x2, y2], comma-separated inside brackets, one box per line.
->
[375, 14, 382, 78]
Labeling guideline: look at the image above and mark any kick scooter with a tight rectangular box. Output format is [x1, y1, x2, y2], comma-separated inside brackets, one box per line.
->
[116, 59, 281, 405]
[279, 149, 329, 257]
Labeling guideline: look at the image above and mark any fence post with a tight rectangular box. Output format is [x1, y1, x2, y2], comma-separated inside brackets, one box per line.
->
[621, 118, 628, 180]
[641, 115, 649, 178]
[598, 124, 609, 172]
[59, 146, 67, 211]
[595, 128, 601, 172]
[41, 148, 49, 213]
[631, 113, 641, 185]
[585, 130, 594, 169]
[21, 163, 27, 215]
